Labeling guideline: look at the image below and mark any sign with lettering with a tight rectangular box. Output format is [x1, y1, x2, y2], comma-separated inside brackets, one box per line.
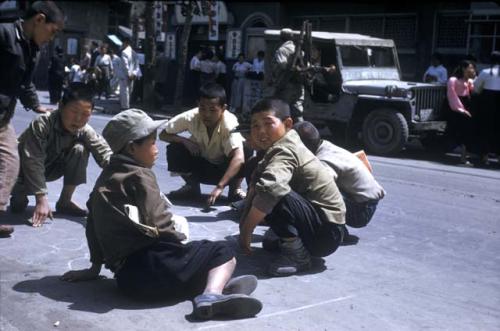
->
[165, 33, 176, 60]
[175, 1, 228, 25]
[207, 1, 219, 41]
[226, 29, 242, 60]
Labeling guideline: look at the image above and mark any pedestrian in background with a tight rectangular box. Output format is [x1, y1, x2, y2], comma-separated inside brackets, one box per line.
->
[423, 52, 448, 84]
[95, 43, 113, 100]
[0, 0, 64, 237]
[230, 53, 252, 113]
[199, 49, 217, 87]
[474, 51, 500, 165]
[48, 45, 65, 104]
[445, 60, 476, 166]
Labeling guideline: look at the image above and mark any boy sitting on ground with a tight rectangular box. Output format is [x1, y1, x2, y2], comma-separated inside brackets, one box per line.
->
[239, 98, 346, 277]
[160, 83, 247, 206]
[9, 83, 112, 226]
[61, 109, 262, 320]
[293, 121, 386, 245]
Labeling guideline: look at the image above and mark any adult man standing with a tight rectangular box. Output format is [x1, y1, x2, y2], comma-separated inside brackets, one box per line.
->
[0, 0, 64, 237]
[271, 28, 305, 122]
[118, 37, 140, 110]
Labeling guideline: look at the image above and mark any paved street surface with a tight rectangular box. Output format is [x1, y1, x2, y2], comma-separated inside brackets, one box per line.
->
[1, 92, 500, 331]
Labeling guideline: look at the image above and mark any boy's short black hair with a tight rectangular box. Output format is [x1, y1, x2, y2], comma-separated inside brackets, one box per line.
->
[61, 82, 95, 107]
[257, 50, 265, 57]
[250, 98, 291, 120]
[25, 1, 64, 25]
[199, 83, 226, 106]
[293, 121, 321, 154]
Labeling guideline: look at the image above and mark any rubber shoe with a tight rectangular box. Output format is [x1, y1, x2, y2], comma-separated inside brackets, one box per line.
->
[222, 275, 258, 295]
[55, 201, 88, 217]
[340, 228, 359, 246]
[0, 225, 14, 238]
[167, 184, 201, 200]
[9, 195, 28, 213]
[192, 293, 262, 320]
[268, 238, 312, 277]
[262, 228, 280, 252]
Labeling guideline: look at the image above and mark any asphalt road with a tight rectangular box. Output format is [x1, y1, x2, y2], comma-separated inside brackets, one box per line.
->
[1, 92, 499, 331]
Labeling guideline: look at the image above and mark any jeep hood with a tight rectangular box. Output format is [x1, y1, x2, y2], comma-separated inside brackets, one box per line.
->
[343, 79, 439, 95]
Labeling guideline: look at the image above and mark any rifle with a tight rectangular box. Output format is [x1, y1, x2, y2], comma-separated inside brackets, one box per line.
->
[274, 21, 312, 92]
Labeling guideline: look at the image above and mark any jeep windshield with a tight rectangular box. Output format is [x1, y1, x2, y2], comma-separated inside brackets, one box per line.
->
[340, 46, 395, 68]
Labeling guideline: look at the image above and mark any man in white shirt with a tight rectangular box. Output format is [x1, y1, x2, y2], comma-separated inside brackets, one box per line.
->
[118, 38, 140, 110]
[160, 83, 247, 206]
[423, 53, 448, 84]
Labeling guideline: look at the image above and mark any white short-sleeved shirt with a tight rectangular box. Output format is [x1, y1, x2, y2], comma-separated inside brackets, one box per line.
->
[423, 65, 448, 84]
[474, 65, 500, 92]
[162, 108, 245, 164]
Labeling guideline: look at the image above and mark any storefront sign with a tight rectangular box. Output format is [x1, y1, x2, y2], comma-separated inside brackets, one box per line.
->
[175, 1, 228, 25]
[226, 29, 242, 60]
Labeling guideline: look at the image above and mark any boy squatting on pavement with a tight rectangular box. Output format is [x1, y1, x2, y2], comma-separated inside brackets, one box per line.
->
[160, 83, 248, 207]
[9, 83, 113, 226]
[293, 121, 386, 244]
[239, 98, 346, 277]
[61, 109, 263, 320]
[0, 0, 64, 236]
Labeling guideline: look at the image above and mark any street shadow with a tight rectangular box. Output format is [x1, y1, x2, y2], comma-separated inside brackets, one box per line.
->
[13, 275, 187, 314]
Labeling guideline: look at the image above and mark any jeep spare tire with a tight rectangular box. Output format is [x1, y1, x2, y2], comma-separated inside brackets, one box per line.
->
[362, 109, 409, 155]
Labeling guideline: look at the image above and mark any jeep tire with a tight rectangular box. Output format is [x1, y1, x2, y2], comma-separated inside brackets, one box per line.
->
[362, 109, 409, 155]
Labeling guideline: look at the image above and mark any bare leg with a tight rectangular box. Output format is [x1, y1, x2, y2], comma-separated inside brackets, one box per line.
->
[203, 257, 236, 294]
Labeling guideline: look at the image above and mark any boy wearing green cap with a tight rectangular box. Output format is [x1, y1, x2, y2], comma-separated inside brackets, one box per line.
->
[61, 108, 262, 320]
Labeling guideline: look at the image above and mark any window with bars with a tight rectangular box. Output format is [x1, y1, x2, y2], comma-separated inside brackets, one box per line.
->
[385, 16, 416, 49]
[436, 14, 468, 48]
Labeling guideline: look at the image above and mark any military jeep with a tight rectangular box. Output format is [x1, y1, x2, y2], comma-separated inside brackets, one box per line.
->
[263, 29, 447, 155]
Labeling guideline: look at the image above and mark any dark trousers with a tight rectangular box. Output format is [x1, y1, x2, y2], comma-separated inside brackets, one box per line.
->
[343, 195, 379, 228]
[167, 142, 250, 185]
[266, 191, 344, 257]
[115, 239, 234, 299]
[48, 76, 63, 104]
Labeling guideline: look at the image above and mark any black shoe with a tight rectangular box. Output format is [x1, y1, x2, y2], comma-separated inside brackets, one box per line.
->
[341, 228, 359, 246]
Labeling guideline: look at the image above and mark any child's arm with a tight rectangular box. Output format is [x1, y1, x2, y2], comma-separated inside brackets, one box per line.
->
[239, 205, 266, 255]
[159, 131, 201, 156]
[206, 147, 245, 206]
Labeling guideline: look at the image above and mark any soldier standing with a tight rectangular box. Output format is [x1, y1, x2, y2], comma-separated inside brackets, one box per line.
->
[271, 28, 305, 122]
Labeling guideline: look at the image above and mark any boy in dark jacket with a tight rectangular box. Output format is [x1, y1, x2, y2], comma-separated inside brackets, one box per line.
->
[61, 109, 262, 320]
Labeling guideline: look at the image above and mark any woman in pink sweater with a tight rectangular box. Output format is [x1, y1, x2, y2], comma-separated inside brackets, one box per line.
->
[445, 60, 476, 166]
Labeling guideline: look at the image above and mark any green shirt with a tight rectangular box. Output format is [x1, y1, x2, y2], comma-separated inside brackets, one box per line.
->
[18, 110, 112, 195]
[252, 129, 346, 225]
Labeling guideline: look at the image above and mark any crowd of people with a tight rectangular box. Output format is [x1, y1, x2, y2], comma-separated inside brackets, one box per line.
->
[47, 36, 142, 112]
[425, 52, 500, 166]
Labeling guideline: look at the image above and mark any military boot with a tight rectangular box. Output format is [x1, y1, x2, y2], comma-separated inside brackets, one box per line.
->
[268, 237, 312, 277]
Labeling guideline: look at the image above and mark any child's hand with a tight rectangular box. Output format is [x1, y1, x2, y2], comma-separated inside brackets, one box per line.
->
[60, 268, 101, 282]
[206, 185, 223, 207]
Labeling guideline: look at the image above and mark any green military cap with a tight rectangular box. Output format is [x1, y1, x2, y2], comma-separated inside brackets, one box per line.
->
[102, 108, 168, 153]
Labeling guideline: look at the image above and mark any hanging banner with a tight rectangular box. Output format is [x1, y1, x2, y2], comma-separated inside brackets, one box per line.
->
[165, 32, 176, 60]
[208, 1, 219, 41]
[226, 29, 242, 60]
